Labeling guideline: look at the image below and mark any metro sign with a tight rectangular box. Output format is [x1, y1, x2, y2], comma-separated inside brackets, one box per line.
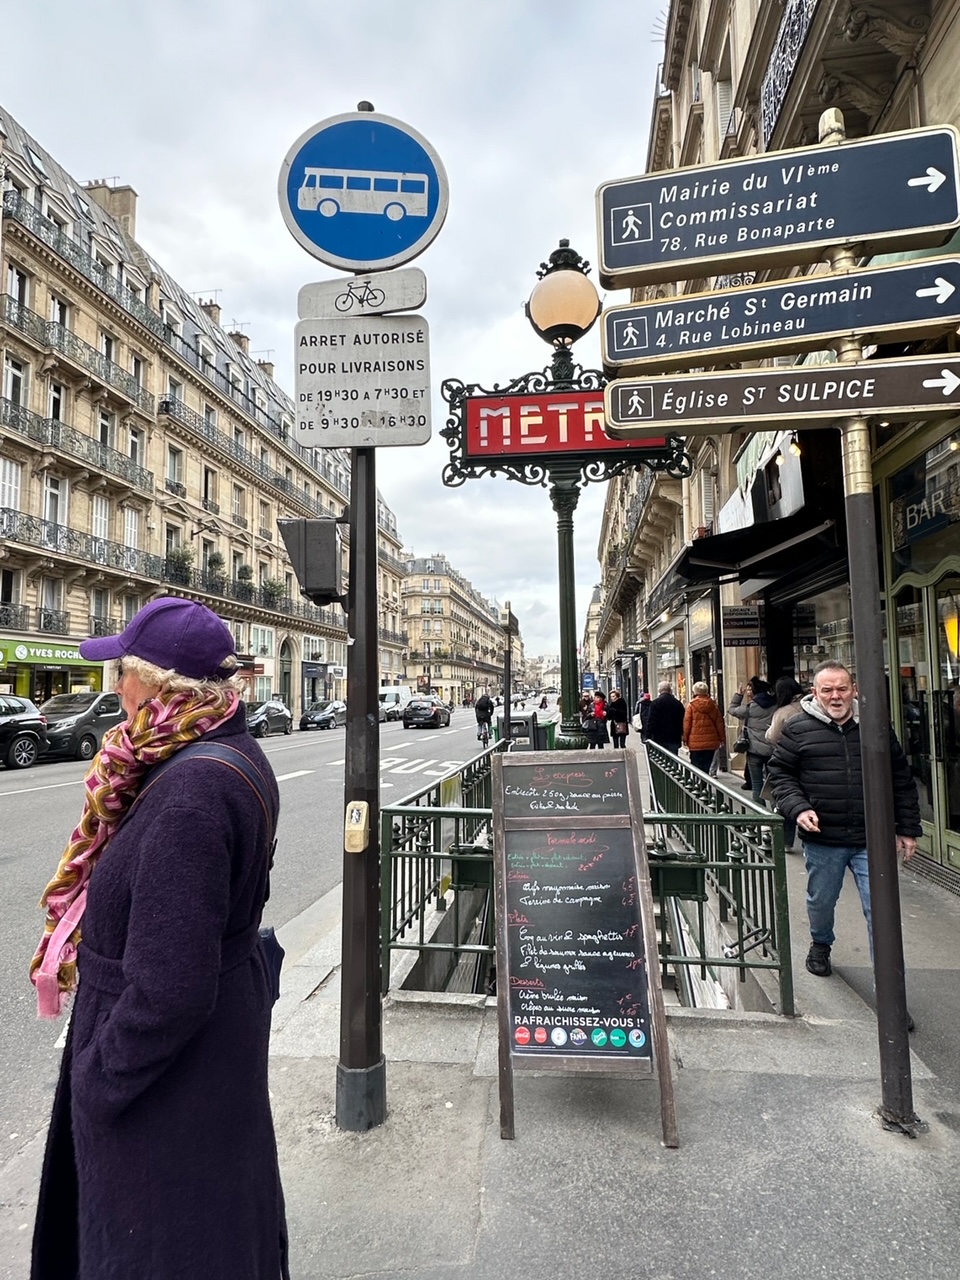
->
[463, 389, 666, 459]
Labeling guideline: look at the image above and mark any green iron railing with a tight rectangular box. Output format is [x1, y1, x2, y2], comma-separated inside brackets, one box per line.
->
[380, 742, 795, 1015]
[644, 740, 794, 1016]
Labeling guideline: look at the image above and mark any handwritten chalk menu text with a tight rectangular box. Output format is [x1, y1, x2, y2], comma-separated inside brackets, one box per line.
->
[502, 757, 630, 817]
[492, 751, 677, 1144]
[505, 825, 650, 1059]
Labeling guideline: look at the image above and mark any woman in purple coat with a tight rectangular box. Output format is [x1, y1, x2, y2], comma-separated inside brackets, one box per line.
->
[30, 597, 289, 1280]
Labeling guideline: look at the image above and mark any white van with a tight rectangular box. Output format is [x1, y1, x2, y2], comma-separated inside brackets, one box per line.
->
[378, 686, 414, 720]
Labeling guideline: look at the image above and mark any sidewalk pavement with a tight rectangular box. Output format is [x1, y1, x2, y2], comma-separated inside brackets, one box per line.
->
[269, 772, 960, 1280]
[4, 764, 960, 1279]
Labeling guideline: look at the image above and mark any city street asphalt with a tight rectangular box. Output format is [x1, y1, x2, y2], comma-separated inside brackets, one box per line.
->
[3, 731, 960, 1278]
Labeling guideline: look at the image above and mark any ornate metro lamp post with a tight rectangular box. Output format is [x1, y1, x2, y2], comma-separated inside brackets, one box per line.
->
[441, 241, 691, 750]
[525, 242, 601, 747]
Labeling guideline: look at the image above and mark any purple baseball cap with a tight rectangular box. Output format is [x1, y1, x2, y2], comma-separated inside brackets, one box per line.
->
[79, 597, 236, 679]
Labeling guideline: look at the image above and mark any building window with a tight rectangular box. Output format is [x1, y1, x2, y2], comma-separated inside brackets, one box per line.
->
[49, 382, 64, 422]
[254, 676, 271, 701]
[204, 404, 217, 429]
[122, 593, 141, 623]
[123, 506, 140, 549]
[251, 626, 274, 657]
[203, 467, 217, 505]
[92, 494, 110, 542]
[0, 457, 23, 510]
[131, 354, 144, 386]
[1, 565, 21, 604]
[201, 538, 215, 572]
[233, 484, 246, 522]
[98, 409, 116, 449]
[129, 427, 144, 466]
[91, 587, 110, 620]
[49, 294, 68, 327]
[167, 376, 183, 401]
[43, 474, 65, 526]
[232, 551, 244, 579]
[165, 524, 182, 554]
[167, 445, 184, 484]
[6, 264, 28, 306]
[3, 355, 26, 406]
[233, 425, 244, 450]
[100, 332, 116, 364]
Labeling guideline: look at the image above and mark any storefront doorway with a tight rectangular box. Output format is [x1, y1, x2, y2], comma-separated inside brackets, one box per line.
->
[893, 572, 960, 872]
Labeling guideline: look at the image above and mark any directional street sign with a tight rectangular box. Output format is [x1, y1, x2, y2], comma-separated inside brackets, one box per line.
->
[597, 126, 960, 287]
[297, 267, 427, 320]
[604, 353, 960, 437]
[279, 110, 449, 270]
[295, 314, 431, 447]
[602, 257, 960, 372]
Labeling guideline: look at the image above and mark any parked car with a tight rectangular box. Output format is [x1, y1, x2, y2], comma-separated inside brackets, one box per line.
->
[402, 695, 452, 729]
[246, 698, 293, 738]
[299, 699, 347, 731]
[0, 695, 49, 770]
[40, 690, 126, 760]
[379, 686, 413, 720]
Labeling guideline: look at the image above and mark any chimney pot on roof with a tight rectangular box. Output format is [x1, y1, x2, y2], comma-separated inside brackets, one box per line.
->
[83, 180, 138, 238]
[200, 299, 221, 325]
[228, 330, 250, 355]
[257, 359, 275, 378]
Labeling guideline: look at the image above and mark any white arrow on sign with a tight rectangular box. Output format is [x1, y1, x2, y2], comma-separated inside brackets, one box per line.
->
[922, 368, 960, 395]
[916, 276, 956, 305]
[908, 166, 947, 193]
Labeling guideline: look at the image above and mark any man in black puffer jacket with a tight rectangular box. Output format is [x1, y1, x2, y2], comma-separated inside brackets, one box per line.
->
[767, 659, 920, 981]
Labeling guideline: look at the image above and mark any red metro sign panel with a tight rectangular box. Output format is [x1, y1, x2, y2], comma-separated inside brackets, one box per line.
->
[463, 389, 667, 460]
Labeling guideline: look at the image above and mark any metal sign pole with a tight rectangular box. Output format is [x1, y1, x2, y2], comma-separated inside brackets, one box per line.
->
[336, 445, 386, 1131]
[820, 109, 921, 1136]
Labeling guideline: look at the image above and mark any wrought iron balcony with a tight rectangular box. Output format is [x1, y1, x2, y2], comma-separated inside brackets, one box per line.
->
[0, 296, 154, 413]
[164, 477, 187, 498]
[0, 507, 164, 579]
[202, 497, 220, 515]
[378, 628, 408, 647]
[37, 607, 70, 634]
[233, 513, 249, 529]
[2, 191, 166, 338]
[378, 551, 407, 577]
[0, 396, 154, 492]
[89, 615, 120, 636]
[258, 526, 274, 541]
[0, 601, 29, 630]
[158, 396, 330, 519]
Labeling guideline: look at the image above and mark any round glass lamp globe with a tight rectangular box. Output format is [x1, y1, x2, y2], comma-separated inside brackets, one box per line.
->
[526, 270, 601, 346]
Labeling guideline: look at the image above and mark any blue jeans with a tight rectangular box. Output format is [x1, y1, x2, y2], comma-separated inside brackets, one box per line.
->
[747, 753, 767, 806]
[803, 841, 872, 956]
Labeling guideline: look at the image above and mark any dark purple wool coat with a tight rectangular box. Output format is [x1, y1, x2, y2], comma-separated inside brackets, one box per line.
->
[31, 706, 289, 1280]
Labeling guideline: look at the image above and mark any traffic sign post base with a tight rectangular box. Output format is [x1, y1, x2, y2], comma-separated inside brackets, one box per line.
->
[335, 1057, 387, 1132]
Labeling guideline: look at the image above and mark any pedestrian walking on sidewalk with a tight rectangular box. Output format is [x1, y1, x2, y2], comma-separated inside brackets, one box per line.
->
[728, 676, 776, 805]
[682, 681, 725, 773]
[606, 689, 631, 748]
[646, 681, 685, 755]
[766, 659, 920, 985]
[29, 597, 290, 1280]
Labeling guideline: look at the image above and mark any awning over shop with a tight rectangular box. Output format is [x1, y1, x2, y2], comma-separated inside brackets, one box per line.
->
[676, 513, 838, 585]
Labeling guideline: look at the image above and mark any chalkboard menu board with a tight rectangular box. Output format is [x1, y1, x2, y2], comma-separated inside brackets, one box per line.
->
[504, 824, 650, 1059]
[492, 750, 677, 1146]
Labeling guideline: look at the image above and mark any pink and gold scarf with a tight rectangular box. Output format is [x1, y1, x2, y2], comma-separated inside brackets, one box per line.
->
[30, 685, 239, 1018]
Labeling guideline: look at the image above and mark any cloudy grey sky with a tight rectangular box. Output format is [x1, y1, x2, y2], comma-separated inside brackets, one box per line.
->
[3, 0, 665, 656]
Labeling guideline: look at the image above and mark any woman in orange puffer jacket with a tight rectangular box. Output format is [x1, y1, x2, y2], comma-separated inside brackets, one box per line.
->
[682, 681, 726, 773]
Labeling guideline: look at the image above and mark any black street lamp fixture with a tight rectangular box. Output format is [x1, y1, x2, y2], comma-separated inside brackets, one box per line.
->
[441, 240, 691, 749]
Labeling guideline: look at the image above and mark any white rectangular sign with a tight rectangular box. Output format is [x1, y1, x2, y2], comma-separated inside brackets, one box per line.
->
[295, 314, 431, 447]
[297, 268, 427, 320]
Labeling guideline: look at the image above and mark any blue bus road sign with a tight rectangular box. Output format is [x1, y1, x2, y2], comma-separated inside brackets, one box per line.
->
[604, 353, 960, 437]
[602, 257, 960, 372]
[279, 111, 449, 270]
[597, 126, 960, 288]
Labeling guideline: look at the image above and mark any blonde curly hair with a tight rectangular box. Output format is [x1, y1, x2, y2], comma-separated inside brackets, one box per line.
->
[117, 652, 245, 698]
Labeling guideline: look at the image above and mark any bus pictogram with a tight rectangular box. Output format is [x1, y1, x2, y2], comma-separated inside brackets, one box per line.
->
[298, 167, 429, 221]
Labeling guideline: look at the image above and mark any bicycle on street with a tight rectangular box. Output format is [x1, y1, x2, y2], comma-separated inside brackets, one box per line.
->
[477, 719, 491, 748]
